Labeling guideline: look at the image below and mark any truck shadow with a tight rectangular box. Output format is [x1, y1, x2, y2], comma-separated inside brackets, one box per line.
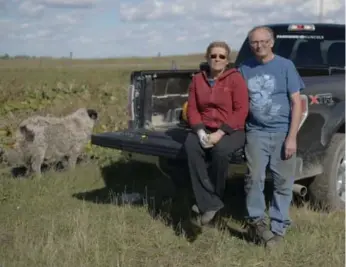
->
[72, 159, 277, 243]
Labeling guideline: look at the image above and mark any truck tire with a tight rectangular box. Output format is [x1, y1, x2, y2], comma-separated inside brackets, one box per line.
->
[308, 133, 345, 211]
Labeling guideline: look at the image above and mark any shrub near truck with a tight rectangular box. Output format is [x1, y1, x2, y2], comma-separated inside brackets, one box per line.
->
[91, 23, 345, 211]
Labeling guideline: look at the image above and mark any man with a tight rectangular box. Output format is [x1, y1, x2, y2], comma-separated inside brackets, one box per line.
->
[238, 26, 305, 248]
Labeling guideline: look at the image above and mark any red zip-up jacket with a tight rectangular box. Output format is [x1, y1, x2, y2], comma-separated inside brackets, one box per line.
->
[187, 67, 249, 134]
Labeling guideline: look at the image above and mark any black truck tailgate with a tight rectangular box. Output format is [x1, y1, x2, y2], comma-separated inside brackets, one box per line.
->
[91, 128, 189, 159]
[91, 128, 245, 163]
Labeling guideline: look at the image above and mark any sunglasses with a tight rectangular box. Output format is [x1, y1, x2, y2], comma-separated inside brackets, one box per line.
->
[210, 54, 227, 60]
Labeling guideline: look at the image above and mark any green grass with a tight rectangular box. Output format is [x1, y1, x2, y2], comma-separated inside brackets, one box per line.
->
[0, 54, 345, 267]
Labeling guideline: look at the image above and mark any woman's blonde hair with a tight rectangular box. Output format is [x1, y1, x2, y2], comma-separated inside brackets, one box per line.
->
[205, 41, 231, 61]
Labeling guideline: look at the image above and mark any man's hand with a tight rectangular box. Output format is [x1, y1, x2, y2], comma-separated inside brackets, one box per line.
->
[209, 130, 225, 145]
[285, 136, 297, 159]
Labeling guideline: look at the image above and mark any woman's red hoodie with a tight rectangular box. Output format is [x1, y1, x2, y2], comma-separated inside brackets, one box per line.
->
[187, 67, 249, 134]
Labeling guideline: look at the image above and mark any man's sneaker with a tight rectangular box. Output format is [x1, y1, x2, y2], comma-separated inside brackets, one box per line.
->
[265, 234, 284, 249]
[247, 220, 274, 245]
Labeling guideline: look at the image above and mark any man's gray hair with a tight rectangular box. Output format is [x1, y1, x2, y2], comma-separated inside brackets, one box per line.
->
[247, 26, 275, 41]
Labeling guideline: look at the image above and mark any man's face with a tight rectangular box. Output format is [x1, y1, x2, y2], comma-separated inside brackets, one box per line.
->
[248, 29, 274, 58]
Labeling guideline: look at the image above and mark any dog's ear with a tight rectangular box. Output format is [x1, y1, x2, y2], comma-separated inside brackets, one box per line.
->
[87, 109, 98, 120]
[19, 125, 35, 142]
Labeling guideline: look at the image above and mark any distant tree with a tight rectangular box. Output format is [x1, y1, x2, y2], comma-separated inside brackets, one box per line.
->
[14, 55, 31, 59]
[0, 53, 10, 59]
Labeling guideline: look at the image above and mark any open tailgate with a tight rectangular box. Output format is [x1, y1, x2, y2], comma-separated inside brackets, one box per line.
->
[91, 128, 245, 163]
[91, 128, 190, 159]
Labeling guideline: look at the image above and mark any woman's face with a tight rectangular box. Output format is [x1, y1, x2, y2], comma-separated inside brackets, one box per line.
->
[208, 47, 229, 72]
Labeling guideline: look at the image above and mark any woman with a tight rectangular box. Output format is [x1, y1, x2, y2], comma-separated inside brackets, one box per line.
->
[184, 41, 249, 225]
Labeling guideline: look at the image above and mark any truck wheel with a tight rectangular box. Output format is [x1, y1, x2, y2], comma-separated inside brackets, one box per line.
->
[308, 133, 345, 211]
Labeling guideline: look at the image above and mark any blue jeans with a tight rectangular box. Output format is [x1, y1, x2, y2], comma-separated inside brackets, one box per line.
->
[244, 131, 296, 236]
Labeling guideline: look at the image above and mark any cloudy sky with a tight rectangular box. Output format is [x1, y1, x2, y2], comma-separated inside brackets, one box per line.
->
[0, 0, 344, 58]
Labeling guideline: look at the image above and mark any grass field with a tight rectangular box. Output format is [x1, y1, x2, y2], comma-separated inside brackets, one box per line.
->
[0, 54, 345, 267]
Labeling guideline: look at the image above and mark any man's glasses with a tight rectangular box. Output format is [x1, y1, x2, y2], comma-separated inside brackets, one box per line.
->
[210, 54, 227, 60]
[249, 39, 271, 46]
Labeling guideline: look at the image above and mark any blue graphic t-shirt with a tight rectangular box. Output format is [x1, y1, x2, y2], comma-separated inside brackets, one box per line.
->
[238, 55, 305, 133]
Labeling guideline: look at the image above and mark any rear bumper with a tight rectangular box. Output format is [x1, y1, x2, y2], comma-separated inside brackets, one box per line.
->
[122, 151, 160, 164]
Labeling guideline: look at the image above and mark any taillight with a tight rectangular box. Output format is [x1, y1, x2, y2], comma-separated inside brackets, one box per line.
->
[299, 94, 309, 130]
[127, 84, 135, 126]
[288, 24, 315, 31]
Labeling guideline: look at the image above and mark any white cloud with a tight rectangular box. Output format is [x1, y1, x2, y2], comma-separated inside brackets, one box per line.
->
[15, 0, 98, 17]
[0, 0, 6, 11]
[73, 35, 92, 44]
[0, 0, 344, 58]
[42, 0, 96, 5]
[297, 0, 343, 16]
[120, 0, 192, 21]
[19, 1, 45, 17]
[31, 0, 98, 8]
[55, 13, 78, 24]
[119, 0, 345, 22]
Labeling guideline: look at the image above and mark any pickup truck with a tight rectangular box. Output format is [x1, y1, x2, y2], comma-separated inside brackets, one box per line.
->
[91, 23, 345, 211]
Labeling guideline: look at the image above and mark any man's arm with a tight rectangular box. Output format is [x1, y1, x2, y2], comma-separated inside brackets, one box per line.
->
[287, 60, 305, 138]
[285, 60, 306, 158]
[187, 76, 205, 133]
[287, 92, 302, 139]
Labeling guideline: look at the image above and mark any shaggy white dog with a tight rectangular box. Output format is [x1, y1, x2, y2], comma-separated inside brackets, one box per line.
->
[0, 108, 98, 177]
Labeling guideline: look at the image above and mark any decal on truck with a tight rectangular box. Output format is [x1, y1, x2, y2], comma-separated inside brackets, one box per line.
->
[309, 93, 334, 105]
[276, 35, 324, 39]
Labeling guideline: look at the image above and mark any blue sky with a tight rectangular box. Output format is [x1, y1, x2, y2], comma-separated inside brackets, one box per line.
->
[0, 0, 344, 58]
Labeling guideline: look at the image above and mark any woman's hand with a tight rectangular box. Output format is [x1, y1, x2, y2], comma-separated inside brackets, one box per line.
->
[197, 130, 213, 148]
[208, 130, 225, 145]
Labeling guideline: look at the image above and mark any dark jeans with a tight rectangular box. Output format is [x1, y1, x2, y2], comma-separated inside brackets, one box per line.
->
[184, 130, 245, 213]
